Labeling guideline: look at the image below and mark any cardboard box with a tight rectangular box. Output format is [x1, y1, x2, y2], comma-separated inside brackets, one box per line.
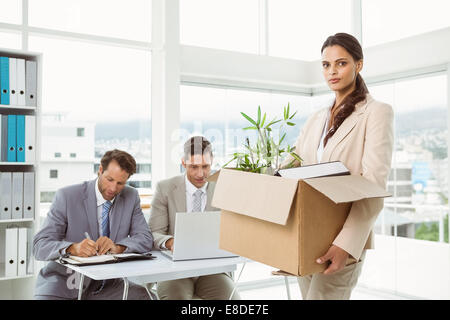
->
[209, 169, 391, 276]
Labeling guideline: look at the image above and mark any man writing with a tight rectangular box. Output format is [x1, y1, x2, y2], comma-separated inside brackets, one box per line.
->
[33, 149, 153, 300]
[149, 136, 240, 300]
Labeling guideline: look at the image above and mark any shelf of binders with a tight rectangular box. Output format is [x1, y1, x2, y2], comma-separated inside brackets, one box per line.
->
[0, 226, 35, 280]
[0, 48, 41, 289]
[0, 219, 34, 224]
[0, 162, 35, 165]
[0, 114, 36, 163]
[0, 106, 36, 111]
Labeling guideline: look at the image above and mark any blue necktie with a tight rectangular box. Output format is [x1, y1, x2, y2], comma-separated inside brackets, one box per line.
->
[93, 200, 112, 296]
[102, 200, 112, 238]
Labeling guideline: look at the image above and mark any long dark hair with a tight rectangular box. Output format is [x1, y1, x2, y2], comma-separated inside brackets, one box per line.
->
[321, 33, 369, 146]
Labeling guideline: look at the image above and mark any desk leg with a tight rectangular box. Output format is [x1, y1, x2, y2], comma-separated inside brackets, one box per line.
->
[78, 274, 85, 300]
[229, 262, 246, 300]
[284, 276, 292, 300]
[122, 277, 129, 300]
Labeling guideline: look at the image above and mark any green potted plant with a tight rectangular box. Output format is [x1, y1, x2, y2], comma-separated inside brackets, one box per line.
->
[223, 104, 303, 175]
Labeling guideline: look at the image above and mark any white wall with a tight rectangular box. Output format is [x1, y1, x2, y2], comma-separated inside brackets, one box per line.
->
[181, 45, 314, 94]
[180, 27, 450, 94]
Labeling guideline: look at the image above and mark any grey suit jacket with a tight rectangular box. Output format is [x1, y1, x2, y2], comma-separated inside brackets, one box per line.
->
[149, 174, 218, 250]
[33, 179, 153, 299]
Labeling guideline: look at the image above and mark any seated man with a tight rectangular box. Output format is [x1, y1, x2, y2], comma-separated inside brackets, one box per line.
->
[149, 136, 240, 300]
[33, 149, 153, 300]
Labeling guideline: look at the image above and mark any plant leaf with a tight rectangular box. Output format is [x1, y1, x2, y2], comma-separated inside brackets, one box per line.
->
[243, 126, 257, 130]
[257, 106, 261, 126]
[241, 112, 257, 126]
[261, 112, 266, 128]
[266, 119, 281, 128]
[289, 110, 297, 120]
[290, 152, 303, 164]
[279, 133, 286, 145]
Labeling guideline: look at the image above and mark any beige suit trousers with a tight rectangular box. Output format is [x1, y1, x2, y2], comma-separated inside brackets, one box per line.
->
[297, 251, 366, 300]
[156, 273, 240, 300]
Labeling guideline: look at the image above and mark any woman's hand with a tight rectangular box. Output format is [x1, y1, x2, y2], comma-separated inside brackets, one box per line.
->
[316, 245, 350, 275]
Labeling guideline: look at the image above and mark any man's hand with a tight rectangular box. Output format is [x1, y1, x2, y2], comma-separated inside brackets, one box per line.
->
[96, 236, 126, 255]
[165, 238, 174, 252]
[316, 245, 350, 275]
[67, 239, 98, 257]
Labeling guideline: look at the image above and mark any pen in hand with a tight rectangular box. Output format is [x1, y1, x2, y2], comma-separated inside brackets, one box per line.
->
[84, 232, 99, 256]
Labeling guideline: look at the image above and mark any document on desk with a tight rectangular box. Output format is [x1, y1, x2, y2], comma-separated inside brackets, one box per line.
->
[59, 252, 155, 266]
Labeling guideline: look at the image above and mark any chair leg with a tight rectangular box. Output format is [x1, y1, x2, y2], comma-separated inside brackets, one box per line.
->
[144, 283, 159, 300]
[284, 276, 292, 300]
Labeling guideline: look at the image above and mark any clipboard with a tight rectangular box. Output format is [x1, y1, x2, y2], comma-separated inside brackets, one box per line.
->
[58, 252, 156, 267]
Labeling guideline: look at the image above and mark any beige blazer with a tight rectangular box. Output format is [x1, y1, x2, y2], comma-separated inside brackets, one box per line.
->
[148, 174, 218, 249]
[283, 94, 394, 261]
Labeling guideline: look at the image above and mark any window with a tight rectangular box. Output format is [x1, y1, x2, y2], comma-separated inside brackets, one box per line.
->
[70, 153, 76, 158]
[0, 0, 22, 24]
[29, 35, 151, 204]
[0, 31, 22, 50]
[137, 164, 151, 173]
[40, 191, 56, 203]
[180, 85, 313, 172]
[49, 170, 58, 178]
[362, 0, 450, 47]
[358, 74, 449, 299]
[180, 0, 259, 54]
[28, 0, 151, 41]
[77, 128, 85, 137]
[268, 0, 352, 61]
[128, 181, 151, 189]
[54, 152, 61, 158]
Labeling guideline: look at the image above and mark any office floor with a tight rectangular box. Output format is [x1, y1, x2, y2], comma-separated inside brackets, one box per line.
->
[238, 282, 408, 300]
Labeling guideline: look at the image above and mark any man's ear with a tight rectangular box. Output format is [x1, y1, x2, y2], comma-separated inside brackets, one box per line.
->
[98, 165, 103, 177]
[181, 158, 186, 169]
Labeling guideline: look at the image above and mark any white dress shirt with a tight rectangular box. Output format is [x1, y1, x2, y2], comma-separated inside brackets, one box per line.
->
[95, 178, 116, 237]
[185, 175, 208, 213]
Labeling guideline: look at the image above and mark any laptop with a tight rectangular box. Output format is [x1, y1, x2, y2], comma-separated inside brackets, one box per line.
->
[161, 211, 238, 261]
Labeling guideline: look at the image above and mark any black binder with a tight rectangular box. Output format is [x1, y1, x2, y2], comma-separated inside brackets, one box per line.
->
[58, 252, 155, 267]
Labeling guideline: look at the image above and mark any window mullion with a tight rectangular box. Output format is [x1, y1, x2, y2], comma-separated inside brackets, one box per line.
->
[351, 0, 363, 44]
[22, 0, 29, 50]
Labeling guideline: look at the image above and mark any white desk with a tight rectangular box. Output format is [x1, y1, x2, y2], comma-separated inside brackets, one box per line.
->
[63, 251, 247, 300]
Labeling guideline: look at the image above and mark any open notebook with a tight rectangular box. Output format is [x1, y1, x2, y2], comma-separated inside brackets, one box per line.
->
[59, 252, 155, 266]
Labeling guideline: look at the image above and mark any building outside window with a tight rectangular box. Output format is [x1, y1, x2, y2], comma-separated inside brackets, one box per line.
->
[49, 169, 58, 179]
[76, 128, 85, 137]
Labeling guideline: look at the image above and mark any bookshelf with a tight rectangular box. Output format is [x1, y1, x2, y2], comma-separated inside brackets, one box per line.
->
[0, 48, 42, 299]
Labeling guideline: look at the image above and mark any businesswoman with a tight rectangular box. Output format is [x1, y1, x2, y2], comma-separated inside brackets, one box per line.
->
[282, 33, 394, 299]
